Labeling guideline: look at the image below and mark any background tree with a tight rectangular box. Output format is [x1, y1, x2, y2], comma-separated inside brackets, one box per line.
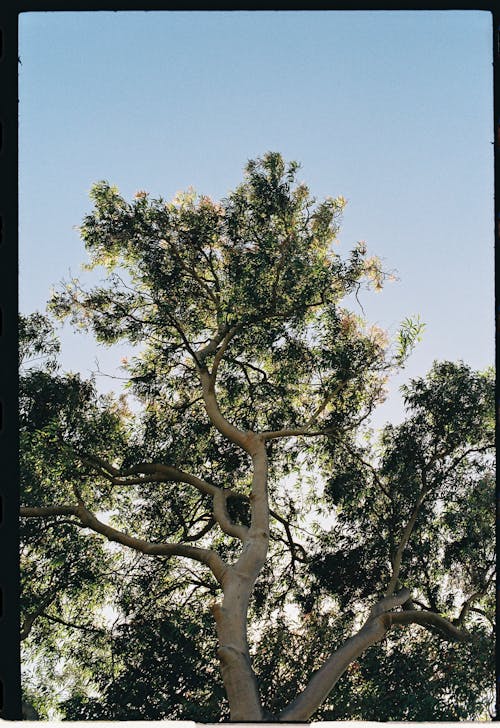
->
[20, 153, 494, 721]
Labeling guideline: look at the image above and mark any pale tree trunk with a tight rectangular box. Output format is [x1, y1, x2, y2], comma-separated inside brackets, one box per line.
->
[212, 440, 270, 721]
[212, 574, 263, 720]
[198, 369, 272, 719]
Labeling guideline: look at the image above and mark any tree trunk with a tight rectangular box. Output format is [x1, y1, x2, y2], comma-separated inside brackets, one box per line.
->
[212, 572, 264, 720]
[212, 440, 270, 721]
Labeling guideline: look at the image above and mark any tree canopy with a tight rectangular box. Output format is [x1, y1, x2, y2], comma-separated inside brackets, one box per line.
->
[20, 153, 494, 721]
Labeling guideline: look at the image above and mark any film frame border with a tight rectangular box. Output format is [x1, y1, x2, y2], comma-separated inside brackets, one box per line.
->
[1, 0, 497, 721]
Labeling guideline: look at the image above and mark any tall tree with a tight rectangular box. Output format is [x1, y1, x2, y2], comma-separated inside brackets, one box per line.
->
[20, 154, 494, 721]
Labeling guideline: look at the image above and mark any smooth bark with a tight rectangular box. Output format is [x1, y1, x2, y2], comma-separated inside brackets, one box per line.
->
[212, 572, 264, 720]
[199, 360, 270, 719]
[280, 595, 470, 722]
[211, 439, 270, 720]
[280, 616, 388, 721]
[20, 505, 227, 584]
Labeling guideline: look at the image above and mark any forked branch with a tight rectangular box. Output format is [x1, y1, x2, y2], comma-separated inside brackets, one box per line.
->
[20, 504, 227, 584]
[83, 456, 247, 542]
[279, 595, 470, 721]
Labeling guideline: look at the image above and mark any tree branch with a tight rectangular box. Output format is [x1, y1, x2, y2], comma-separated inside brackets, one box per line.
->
[210, 325, 241, 378]
[369, 587, 412, 618]
[42, 612, 106, 635]
[163, 309, 201, 368]
[122, 463, 248, 541]
[20, 505, 227, 584]
[196, 323, 231, 362]
[181, 516, 215, 542]
[261, 426, 329, 441]
[279, 615, 389, 721]
[467, 606, 495, 630]
[261, 381, 350, 442]
[199, 368, 254, 454]
[454, 569, 495, 626]
[382, 609, 471, 641]
[385, 486, 430, 597]
[121, 463, 216, 496]
[279, 601, 470, 721]
[166, 236, 221, 314]
[84, 456, 216, 499]
[227, 357, 268, 383]
[340, 440, 392, 500]
[426, 443, 494, 479]
[83, 455, 251, 543]
[303, 380, 347, 430]
[213, 488, 249, 541]
[269, 510, 308, 568]
[82, 453, 308, 554]
[20, 591, 57, 641]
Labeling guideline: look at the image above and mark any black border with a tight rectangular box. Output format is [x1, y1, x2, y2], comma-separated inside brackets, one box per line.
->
[1, 2, 497, 722]
[0, 1, 20, 720]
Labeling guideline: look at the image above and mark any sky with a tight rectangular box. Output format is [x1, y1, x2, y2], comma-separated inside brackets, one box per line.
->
[18, 10, 494, 431]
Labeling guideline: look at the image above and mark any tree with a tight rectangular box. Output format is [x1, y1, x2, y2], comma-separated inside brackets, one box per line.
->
[20, 153, 495, 721]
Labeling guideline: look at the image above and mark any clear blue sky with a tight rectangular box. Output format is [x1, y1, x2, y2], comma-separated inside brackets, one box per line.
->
[19, 10, 494, 430]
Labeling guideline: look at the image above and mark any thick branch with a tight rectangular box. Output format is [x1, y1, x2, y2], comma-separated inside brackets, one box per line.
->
[383, 610, 471, 641]
[279, 604, 469, 721]
[248, 442, 269, 536]
[196, 323, 231, 362]
[82, 454, 120, 477]
[263, 406, 379, 443]
[261, 426, 329, 441]
[21, 505, 227, 584]
[20, 591, 57, 641]
[369, 587, 411, 618]
[263, 369, 374, 444]
[83, 440, 293, 571]
[210, 325, 241, 378]
[120, 463, 216, 497]
[83, 456, 253, 543]
[279, 617, 388, 721]
[21, 506, 79, 518]
[199, 368, 253, 453]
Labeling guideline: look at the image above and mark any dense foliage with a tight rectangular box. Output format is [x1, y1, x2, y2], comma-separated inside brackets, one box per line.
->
[20, 154, 494, 721]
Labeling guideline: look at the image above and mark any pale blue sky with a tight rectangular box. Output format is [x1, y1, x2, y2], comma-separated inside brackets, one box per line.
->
[19, 10, 494, 429]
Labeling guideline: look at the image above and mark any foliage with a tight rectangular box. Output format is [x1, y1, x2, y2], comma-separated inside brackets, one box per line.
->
[20, 154, 495, 721]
